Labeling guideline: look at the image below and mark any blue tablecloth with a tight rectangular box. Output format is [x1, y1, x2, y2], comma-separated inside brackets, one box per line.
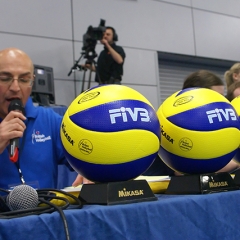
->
[1, 190, 240, 240]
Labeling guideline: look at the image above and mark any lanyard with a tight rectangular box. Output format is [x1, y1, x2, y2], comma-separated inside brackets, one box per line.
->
[14, 161, 25, 184]
[12, 122, 28, 184]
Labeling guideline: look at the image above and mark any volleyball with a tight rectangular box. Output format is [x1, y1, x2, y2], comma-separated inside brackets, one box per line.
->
[60, 85, 160, 182]
[157, 87, 240, 174]
[230, 96, 240, 164]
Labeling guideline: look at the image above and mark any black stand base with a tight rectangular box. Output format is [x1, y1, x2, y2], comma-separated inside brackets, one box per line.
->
[166, 172, 239, 194]
[234, 169, 240, 186]
[78, 180, 157, 205]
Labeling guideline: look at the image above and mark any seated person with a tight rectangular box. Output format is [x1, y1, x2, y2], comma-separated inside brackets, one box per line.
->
[182, 69, 224, 95]
[0, 47, 88, 190]
[224, 63, 240, 88]
[226, 81, 240, 101]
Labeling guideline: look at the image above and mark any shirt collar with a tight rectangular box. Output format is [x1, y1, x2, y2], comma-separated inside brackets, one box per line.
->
[25, 97, 38, 119]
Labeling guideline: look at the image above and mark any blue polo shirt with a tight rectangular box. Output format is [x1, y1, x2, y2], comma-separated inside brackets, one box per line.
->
[0, 98, 67, 190]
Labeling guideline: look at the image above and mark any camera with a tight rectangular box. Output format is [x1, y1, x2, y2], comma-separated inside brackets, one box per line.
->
[82, 19, 106, 60]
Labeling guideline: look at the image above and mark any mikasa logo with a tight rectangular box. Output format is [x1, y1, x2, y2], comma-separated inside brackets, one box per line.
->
[118, 188, 144, 197]
[161, 126, 174, 144]
[62, 123, 74, 146]
[109, 107, 150, 124]
[206, 108, 237, 123]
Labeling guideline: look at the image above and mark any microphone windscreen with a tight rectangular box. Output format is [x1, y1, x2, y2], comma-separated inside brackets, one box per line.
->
[8, 99, 25, 115]
[7, 185, 39, 211]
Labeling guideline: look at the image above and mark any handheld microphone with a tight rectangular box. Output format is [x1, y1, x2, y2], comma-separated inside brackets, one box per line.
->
[8, 99, 25, 163]
[6, 185, 39, 211]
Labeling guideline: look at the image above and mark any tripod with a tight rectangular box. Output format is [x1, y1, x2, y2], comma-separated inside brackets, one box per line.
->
[68, 50, 102, 93]
[81, 58, 100, 93]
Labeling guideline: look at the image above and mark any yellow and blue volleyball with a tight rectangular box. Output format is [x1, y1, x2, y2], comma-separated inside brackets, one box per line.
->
[230, 96, 240, 164]
[157, 88, 240, 174]
[60, 85, 160, 182]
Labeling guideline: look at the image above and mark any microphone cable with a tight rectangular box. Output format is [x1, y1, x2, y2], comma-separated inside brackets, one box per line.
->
[39, 196, 71, 240]
[0, 188, 83, 240]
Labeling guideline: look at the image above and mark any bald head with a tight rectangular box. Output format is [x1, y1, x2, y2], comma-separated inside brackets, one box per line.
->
[0, 48, 34, 118]
[0, 48, 34, 75]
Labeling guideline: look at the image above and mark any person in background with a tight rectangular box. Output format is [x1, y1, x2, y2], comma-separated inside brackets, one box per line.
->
[143, 70, 239, 176]
[0, 47, 87, 190]
[226, 81, 240, 102]
[182, 69, 224, 95]
[83, 26, 126, 84]
[224, 63, 240, 88]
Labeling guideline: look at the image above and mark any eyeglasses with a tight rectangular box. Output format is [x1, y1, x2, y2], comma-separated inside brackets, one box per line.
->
[0, 76, 34, 87]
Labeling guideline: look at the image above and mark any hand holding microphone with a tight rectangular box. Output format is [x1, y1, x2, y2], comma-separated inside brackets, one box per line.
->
[0, 99, 26, 155]
[7, 99, 26, 162]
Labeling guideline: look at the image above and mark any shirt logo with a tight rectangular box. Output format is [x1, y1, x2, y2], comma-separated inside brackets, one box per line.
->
[109, 107, 150, 124]
[32, 129, 51, 144]
[206, 108, 237, 123]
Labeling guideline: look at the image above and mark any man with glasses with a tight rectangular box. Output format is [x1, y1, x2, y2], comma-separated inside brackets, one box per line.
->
[0, 48, 86, 190]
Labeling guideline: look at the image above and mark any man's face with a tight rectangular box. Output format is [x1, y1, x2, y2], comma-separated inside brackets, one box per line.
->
[102, 28, 114, 44]
[0, 49, 34, 119]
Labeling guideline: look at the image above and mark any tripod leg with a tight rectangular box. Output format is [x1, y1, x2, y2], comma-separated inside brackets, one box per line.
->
[88, 70, 92, 89]
[81, 70, 86, 93]
[92, 60, 102, 85]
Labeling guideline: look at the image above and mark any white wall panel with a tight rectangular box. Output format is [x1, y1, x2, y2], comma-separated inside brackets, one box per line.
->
[193, 10, 240, 61]
[152, 0, 191, 7]
[54, 80, 75, 106]
[192, 0, 240, 17]
[0, 34, 74, 80]
[0, 0, 72, 39]
[73, 0, 195, 55]
[123, 48, 158, 85]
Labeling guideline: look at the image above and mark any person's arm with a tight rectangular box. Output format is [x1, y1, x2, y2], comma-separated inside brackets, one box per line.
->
[101, 39, 124, 64]
[81, 63, 96, 72]
[217, 160, 240, 173]
[0, 111, 26, 154]
[72, 174, 93, 186]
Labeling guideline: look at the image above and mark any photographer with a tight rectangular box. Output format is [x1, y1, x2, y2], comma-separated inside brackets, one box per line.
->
[84, 26, 126, 85]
